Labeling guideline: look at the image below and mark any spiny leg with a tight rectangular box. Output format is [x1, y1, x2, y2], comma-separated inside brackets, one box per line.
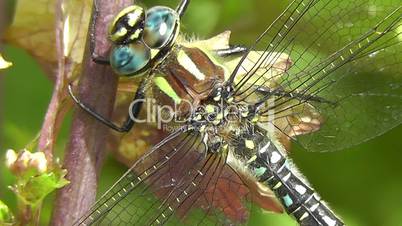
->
[256, 86, 337, 105]
[216, 45, 248, 58]
[68, 79, 147, 133]
[176, 0, 191, 18]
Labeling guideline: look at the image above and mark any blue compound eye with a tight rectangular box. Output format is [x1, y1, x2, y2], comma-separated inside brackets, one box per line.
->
[110, 42, 151, 76]
[143, 6, 179, 49]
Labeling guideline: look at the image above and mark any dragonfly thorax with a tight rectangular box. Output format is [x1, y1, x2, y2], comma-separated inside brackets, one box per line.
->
[190, 93, 262, 154]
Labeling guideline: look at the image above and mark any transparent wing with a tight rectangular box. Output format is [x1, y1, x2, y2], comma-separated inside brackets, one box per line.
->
[75, 126, 253, 225]
[228, 0, 401, 152]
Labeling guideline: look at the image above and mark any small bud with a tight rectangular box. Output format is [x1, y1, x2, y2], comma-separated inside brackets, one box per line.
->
[30, 152, 48, 173]
[5, 149, 17, 168]
[19, 150, 32, 168]
[0, 53, 13, 69]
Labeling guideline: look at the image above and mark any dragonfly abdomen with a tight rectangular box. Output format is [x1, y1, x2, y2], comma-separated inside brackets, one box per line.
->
[248, 140, 345, 226]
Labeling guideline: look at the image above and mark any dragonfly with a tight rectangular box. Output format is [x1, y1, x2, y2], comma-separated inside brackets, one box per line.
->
[68, 0, 402, 225]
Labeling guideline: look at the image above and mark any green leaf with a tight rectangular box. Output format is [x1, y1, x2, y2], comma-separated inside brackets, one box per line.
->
[14, 169, 69, 207]
[0, 200, 14, 224]
[4, 0, 92, 79]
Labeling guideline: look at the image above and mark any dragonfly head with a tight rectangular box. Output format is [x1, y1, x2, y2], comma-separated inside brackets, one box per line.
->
[142, 6, 180, 49]
[109, 6, 146, 45]
[109, 5, 180, 77]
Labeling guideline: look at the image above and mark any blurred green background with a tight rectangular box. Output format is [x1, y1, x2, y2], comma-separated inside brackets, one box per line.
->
[1, 0, 402, 225]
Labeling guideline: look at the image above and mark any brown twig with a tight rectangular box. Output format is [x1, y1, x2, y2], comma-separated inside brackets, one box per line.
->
[50, 0, 132, 225]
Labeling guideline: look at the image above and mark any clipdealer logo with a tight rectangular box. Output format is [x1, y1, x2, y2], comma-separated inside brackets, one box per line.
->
[128, 98, 276, 132]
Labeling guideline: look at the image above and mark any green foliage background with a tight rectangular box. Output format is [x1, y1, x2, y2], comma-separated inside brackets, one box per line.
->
[1, 0, 401, 225]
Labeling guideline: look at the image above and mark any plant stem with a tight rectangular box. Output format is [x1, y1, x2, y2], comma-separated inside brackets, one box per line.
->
[50, 0, 132, 225]
[0, 0, 5, 149]
[37, 0, 70, 164]
[17, 200, 41, 226]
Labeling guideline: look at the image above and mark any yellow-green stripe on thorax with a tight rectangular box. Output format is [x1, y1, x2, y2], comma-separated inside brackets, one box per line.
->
[153, 38, 228, 109]
[153, 77, 182, 104]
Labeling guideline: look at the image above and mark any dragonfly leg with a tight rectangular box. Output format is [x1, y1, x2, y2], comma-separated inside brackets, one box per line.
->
[68, 80, 146, 133]
[176, 0, 191, 18]
[249, 141, 345, 226]
[256, 86, 336, 105]
[216, 45, 248, 57]
[89, 0, 110, 65]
